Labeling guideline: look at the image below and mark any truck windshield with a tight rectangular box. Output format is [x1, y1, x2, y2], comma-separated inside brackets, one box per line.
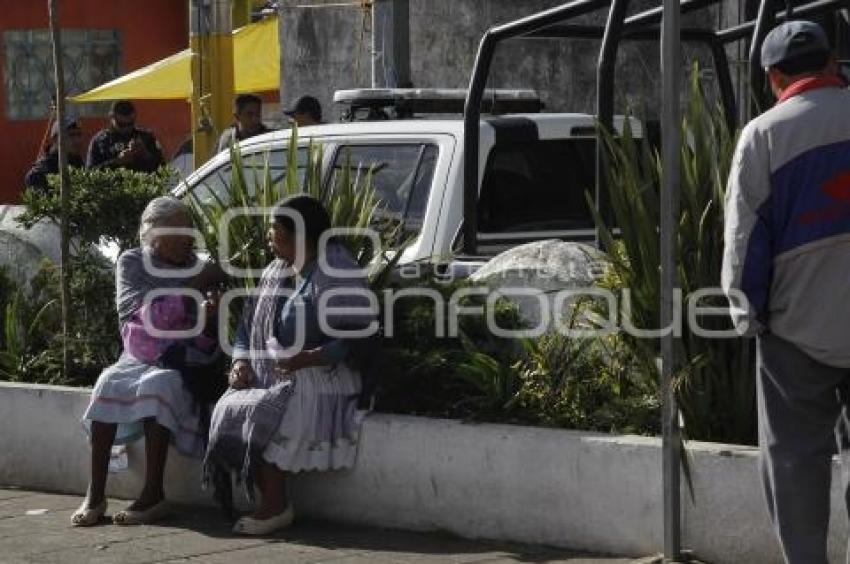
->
[187, 148, 310, 207]
[478, 138, 596, 234]
[330, 143, 438, 240]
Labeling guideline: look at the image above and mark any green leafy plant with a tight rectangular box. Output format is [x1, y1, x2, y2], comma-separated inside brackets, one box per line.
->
[0, 251, 120, 386]
[589, 65, 754, 444]
[514, 331, 660, 434]
[0, 290, 57, 382]
[374, 275, 529, 420]
[188, 128, 379, 287]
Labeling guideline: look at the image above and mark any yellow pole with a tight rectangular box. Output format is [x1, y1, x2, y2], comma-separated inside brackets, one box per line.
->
[190, 0, 235, 169]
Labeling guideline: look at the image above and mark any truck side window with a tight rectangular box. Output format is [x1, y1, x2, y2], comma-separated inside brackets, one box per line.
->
[477, 139, 596, 233]
[186, 147, 308, 207]
[188, 163, 233, 207]
[243, 148, 310, 188]
[330, 143, 438, 236]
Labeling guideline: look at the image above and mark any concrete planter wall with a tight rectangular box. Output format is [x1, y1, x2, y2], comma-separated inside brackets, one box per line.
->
[1, 381, 847, 562]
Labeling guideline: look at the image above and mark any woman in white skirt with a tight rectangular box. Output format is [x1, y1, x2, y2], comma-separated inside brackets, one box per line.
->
[73, 197, 225, 527]
[205, 195, 376, 536]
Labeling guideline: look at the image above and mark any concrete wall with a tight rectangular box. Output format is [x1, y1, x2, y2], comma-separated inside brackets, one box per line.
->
[278, 0, 725, 123]
[2, 381, 849, 562]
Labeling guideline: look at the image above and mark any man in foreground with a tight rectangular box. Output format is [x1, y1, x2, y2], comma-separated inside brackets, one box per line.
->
[722, 20, 850, 564]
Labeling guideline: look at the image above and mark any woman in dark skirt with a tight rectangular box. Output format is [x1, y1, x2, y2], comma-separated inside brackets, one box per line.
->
[205, 195, 375, 536]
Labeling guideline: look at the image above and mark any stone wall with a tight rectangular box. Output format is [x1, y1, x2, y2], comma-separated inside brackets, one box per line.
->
[278, 0, 728, 122]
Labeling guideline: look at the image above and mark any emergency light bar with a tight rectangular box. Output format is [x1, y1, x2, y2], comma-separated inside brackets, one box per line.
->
[333, 88, 544, 121]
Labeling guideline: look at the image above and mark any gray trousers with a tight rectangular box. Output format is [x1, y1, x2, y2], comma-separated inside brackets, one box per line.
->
[758, 332, 850, 564]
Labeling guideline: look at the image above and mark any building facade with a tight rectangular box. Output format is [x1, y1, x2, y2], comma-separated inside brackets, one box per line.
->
[0, 0, 188, 202]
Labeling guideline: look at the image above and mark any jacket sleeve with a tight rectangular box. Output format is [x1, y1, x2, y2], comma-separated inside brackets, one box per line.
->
[136, 131, 164, 172]
[721, 124, 773, 337]
[216, 128, 233, 154]
[86, 133, 110, 168]
[24, 156, 51, 192]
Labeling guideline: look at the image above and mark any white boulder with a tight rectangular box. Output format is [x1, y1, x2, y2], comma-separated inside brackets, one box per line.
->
[469, 239, 609, 331]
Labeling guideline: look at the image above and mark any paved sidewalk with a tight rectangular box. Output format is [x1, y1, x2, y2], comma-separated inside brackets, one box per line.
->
[0, 487, 637, 564]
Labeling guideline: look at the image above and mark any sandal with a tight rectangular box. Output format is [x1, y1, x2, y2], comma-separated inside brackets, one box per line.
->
[232, 505, 295, 536]
[70, 499, 107, 527]
[113, 499, 170, 526]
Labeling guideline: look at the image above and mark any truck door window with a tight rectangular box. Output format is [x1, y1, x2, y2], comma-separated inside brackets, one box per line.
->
[330, 143, 438, 237]
[243, 148, 310, 189]
[187, 147, 309, 207]
[187, 163, 232, 207]
[477, 139, 596, 233]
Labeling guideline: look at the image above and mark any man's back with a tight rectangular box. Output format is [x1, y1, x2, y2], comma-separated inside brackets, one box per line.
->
[723, 85, 850, 366]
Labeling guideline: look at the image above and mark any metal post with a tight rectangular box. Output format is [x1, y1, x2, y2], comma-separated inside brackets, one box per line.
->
[661, 0, 682, 557]
[710, 39, 739, 130]
[596, 0, 630, 249]
[462, 0, 608, 256]
[749, 0, 775, 117]
[372, 0, 410, 87]
[371, 1, 380, 88]
[394, 0, 411, 87]
[190, 0, 235, 168]
[718, 0, 846, 41]
[47, 0, 72, 379]
[462, 31, 495, 255]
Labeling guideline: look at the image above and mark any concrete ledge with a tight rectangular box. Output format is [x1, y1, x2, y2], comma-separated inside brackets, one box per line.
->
[1, 382, 847, 562]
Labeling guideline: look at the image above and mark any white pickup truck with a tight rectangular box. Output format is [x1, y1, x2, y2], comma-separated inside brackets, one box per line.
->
[174, 89, 639, 273]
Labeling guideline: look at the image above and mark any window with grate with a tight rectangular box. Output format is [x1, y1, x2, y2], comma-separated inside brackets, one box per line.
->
[3, 29, 121, 120]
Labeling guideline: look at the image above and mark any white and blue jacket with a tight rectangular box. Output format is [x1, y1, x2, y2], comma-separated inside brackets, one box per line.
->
[722, 82, 850, 367]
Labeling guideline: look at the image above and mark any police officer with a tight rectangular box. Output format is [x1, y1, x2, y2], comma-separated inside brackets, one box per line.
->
[24, 118, 85, 192]
[87, 100, 164, 172]
[216, 93, 271, 153]
[283, 95, 322, 127]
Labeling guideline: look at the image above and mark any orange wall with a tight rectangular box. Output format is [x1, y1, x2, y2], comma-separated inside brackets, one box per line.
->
[0, 1, 189, 202]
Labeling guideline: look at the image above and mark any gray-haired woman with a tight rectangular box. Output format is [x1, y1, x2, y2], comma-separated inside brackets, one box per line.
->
[72, 196, 226, 527]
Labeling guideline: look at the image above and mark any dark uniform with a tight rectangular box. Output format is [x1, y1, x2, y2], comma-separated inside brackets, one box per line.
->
[24, 151, 85, 192]
[86, 127, 164, 172]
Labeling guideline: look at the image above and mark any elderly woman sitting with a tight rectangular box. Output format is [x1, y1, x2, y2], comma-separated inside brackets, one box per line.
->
[72, 196, 226, 527]
[205, 194, 376, 536]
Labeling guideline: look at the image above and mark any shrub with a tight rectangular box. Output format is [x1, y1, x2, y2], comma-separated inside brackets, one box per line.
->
[514, 331, 660, 434]
[17, 167, 172, 252]
[3, 167, 168, 386]
[375, 276, 528, 420]
[0, 250, 119, 386]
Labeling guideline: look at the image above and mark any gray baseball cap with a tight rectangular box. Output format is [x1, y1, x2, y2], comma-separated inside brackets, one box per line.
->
[761, 20, 830, 68]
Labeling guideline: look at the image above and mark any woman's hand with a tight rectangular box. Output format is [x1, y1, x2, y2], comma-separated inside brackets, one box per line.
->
[274, 349, 324, 378]
[228, 360, 254, 389]
[190, 261, 228, 291]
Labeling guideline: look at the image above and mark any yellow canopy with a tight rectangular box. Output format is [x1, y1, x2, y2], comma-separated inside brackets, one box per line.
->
[70, 17, 279, 102]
